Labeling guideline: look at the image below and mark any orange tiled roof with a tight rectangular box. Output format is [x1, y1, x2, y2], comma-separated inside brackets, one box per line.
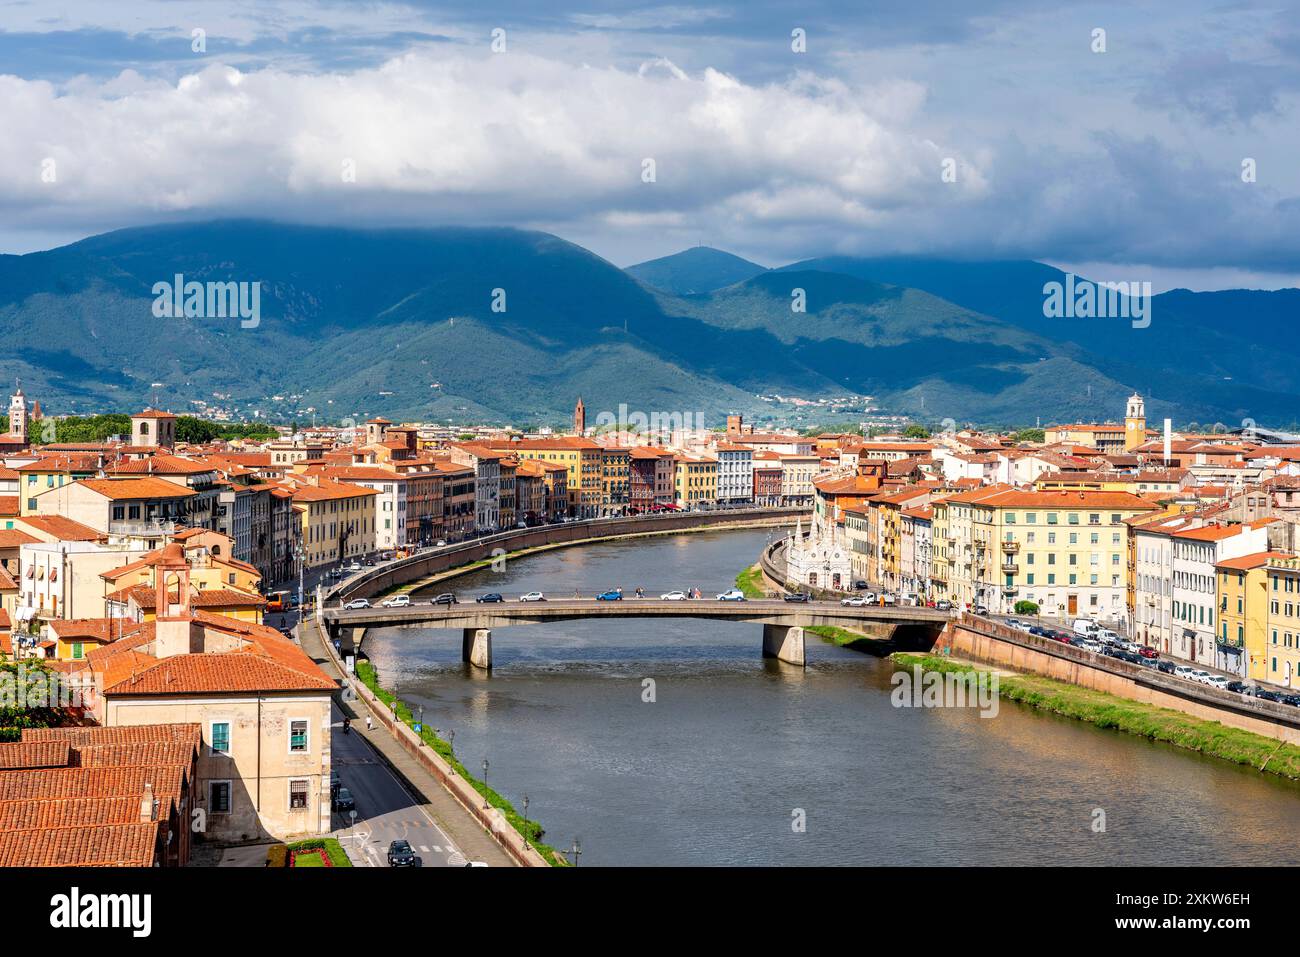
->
[76, 477, 196, 500]
[14, 516, 102, 540]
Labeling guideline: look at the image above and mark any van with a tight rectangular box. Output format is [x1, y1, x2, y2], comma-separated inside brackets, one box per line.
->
[1071, 618, 1099, 637]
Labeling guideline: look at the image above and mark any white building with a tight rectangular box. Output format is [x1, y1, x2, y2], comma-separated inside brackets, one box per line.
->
[1168, 520, 1272, 671]
[713, 443, 754, 505]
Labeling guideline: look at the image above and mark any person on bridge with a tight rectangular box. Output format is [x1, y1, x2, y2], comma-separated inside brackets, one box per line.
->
[635, 586, 644, 598]
[365, 714, 373, 732]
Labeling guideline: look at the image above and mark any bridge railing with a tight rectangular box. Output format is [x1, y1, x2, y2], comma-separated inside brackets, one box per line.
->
[324, 507, 807, 607]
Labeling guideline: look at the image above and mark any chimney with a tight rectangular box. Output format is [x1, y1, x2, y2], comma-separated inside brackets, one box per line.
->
[140, 782, 156, 822]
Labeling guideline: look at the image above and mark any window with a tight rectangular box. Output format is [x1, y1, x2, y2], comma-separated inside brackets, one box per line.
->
[211, 721, 231, 755]
[210, 780, 232, 814]
[289, 779, 309, 810]
[289, 719, 309, 753]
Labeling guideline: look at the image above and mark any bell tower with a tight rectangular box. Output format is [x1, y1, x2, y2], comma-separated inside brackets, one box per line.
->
[574, 397, 586, 436]
[1124, 393, 1146, 452]
[153, 542, 195, 658]
[8, 383, 27, 442]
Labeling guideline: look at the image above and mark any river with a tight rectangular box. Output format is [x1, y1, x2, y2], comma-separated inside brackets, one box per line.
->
[360, 527, 1300, 866]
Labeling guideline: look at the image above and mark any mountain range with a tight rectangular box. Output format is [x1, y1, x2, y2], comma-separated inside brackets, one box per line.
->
[1, 220, 1295, 430]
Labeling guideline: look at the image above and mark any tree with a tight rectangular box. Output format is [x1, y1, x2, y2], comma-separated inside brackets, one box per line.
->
[1014, 600, 1040, 616]
[176, 416, 220, 444]
[903, 423, 931, 439]
[1010, 428, 1045, 444]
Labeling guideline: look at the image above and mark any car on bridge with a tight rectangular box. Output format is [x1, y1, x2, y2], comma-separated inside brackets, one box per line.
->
[935, 599, 953, 611]
[783, 592, 810, 603]
[840, 595, 871, 606]
[660, 591, 688, 601]
[343, 598, 370, 610]
[431, 593, 458, 605]
[476, 593, 504, 603]
[520, 591, 546, 602]
[380, 595, 411, 608]
[716, 589, 747, 601]
[596, 590, 623, 601]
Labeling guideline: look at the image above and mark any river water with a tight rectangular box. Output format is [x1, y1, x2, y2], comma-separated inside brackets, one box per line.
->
[361, 528, 1300, 866]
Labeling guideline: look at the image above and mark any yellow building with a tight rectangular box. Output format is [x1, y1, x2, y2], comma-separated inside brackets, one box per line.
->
[487, 438, 604, 517]
[1263, 555, 1300, 688]
[937, 487, 1158, 617]
[286, 478, 379, 568]
[1124, 393, 1147, 452]
[674, 455, 718, 507]
[1216, 552, 1279, 683]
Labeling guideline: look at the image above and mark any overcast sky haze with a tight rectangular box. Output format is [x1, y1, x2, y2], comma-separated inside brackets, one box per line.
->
[1, 0, 1297, 291]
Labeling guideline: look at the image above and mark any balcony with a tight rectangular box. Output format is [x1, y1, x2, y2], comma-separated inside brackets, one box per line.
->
[109, 520, 179, 538]
[1001, 585, 1019, 596]
[1001, 540, 1020, 553]
[1001, 562, 1019, 574]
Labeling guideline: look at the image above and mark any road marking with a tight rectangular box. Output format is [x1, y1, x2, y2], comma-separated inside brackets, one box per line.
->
[419, 845, 429, 853]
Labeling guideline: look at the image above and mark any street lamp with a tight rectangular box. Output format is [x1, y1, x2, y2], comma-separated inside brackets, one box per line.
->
[293, 541, 307, 618]
[521, 793, 530, 848]
[481, 758, 490, 808]
[567, 839, 581, 867]
[447, 728, 455, 754]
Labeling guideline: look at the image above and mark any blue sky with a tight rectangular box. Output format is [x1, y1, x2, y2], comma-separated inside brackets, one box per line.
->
[1, 0, 1298, 290]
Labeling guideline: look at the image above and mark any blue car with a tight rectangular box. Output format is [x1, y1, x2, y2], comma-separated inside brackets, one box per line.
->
[596, 590, 623, 601]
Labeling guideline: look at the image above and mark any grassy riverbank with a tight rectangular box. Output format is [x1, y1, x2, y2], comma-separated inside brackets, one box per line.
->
[807, 625, 892, 654]
[893, 653, 1300, 781]
[735, 564, 767, 599]
[353, 659, 570, 866]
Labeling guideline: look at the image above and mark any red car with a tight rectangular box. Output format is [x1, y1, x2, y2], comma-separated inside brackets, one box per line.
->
[1138, 646, 1159, 659]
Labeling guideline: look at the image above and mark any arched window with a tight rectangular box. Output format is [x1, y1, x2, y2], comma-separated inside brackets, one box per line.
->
[139, 422, 150, 436]
[808, 572, 818, 587]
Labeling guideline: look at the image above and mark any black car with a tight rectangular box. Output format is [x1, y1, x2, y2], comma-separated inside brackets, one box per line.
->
[1254, 687, 1282, 702]
[431, 593, 458, 605]
[853, 580, 870, 591]
[1226, 680, 1249, 693]
[329, 770, 340, 798]
[387, 840, 420, 867]
[1156, 659, 1178, 674]
[1281, 693, 1300, 708]
[783, 592, 811, 602]
[476, 593, 504, 603]
[1028, 626, 1048, 637]
[332, 787, 355, 813]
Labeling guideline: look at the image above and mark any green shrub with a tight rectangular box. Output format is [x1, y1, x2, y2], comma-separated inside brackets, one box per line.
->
[1014, 600, 1040, 615]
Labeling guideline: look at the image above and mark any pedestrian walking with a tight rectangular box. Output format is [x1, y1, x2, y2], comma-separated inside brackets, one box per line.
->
[365, 714, 373, 732]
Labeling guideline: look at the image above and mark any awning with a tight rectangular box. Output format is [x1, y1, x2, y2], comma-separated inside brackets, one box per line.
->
[13, 606, 34, 622]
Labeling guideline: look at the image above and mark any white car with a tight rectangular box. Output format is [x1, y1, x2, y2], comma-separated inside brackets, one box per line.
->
[1204, 675, 1231, 690]
[519, 591, 546, 602]
[1173, 665, 1197, 680]
[1190, 670, 1213, 684]
[1080, 639, 1105, 653]
[342, 598, 370, 610]
[344, 562, 363, 572]
[715, 589, 747, 601]
[435, 540, 447, 548]
[380, 595, 410, 608]
[660, 591, 688, 601]
[841, 596, 870, 606]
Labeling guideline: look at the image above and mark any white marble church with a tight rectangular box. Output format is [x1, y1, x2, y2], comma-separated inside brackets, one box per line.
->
[784, 513, 852, 593]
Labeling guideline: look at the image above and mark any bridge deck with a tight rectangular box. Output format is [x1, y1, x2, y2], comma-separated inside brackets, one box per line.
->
[322, 597, 953, 631]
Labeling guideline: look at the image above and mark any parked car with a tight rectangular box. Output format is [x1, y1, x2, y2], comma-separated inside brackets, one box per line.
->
[660, 591, 688, 601]
[1156, 659, 1178, 674]
[841, 595, 870, 607]
[344, 562, 364, 572]
[1137, 646, 1159, 659]
[1226, 680, 1249, 693]
[342, 598, 370, 610]
[1281, 693, 1300, 708]
[1028, 625, 1049, 637]
[935, 600, 953, 612]
[435, 540, 447, 547]
[1189, 670, 1213, 684]
[380, 594, 410, 608]
[1204, 675, 1231, 690]
[853, 580, 870, 591]
[330, 770, 340, 798]
[1173, 665, 1197, 680]
[716, 589, 747, 601]
[431, 593, 458, 606]
[332, 787, 355, 813]
[1072, 618, 1100, 637]
[519, 591, 546, 602]
[476, 593, 504, 603]
[387, 840, 419, 867]
[783, 592, 811, 603]
[1004, 618, 1022, 629]
[596, 590, 623, 601]
[1254, 687, 1282, 702]
[1080, 639, 1104, 653]
[1097, 629, 1122, 644]
[972, 603, 989, 616]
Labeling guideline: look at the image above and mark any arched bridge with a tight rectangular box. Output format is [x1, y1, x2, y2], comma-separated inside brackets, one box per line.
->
[322, 598, 953, 668]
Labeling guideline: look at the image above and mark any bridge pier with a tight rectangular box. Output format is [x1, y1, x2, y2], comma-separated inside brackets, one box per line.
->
[462, 628, 493, 670]
[762, 623, 806, 667]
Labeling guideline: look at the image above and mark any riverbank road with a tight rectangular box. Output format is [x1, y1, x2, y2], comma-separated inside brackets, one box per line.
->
[330, 703, 474, 868]
[298, 622, 515, 868]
